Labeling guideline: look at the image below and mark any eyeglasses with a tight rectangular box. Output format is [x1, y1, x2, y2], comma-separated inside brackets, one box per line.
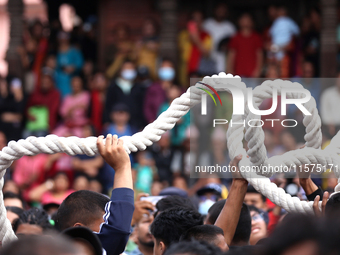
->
[251, 213, 264, 222]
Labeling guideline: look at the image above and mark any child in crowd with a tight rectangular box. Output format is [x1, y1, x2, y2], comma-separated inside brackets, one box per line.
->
[105, 103, 135, 137]
[133, 151, 155, 194]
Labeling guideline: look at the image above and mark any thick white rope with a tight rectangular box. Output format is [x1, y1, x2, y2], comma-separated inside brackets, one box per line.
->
[0, 72, 337, 243]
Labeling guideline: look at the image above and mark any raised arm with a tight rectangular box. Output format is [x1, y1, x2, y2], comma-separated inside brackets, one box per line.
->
[214, 155, 248, 247]
[96, 134, 134, 255]
[97, 134, 133, 189]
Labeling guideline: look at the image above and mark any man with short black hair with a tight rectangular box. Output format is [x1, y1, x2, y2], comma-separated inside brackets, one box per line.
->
[325, 193, 340, 216]
[127, 214, 154, 255]
[150, 207, 203, 255]
[180, 225, 228, 251]
[154, 195, 196, 218]
[164, 240, 223, 255]
[244, 185, 267, 211]
[55, 134, 134, 255]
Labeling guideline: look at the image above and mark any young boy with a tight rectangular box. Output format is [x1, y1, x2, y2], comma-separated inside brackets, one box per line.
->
[55, 134, 134, 255]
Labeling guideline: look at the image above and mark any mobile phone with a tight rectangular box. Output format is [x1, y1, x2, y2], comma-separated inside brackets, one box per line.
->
[140, 196, 165, 206]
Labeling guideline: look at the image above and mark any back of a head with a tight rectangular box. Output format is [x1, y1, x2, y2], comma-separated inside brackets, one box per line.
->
[156, 195, 196, 213]
[55, 190, 109, 231]
[150, 207, 203, 247]
[180, 225, 224, 246]
[325, 193, 340, 217]
[207, 199, 225, 224]
[13, 208, 53, 233]
[164, 240, 223, 255]
[207, 200, 251, 245]
[1, 235, 80, 255]
[261, 213, 320, 255]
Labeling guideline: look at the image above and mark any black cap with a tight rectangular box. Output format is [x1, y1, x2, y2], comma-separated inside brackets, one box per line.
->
[62, 227, 103, 255]
[159, 187, 188, 198]
[196, 183, 222, 197]
[111, 103, 129, 113]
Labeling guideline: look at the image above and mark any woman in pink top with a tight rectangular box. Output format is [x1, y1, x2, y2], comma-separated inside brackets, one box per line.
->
[29, 172, 74, 205]
[54, 76, 90, 138]
[13, 154, 48, 202]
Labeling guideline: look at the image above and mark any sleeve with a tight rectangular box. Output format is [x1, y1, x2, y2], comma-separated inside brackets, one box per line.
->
[96, 188, 135, 255]
[306, 187, 324, 201]
[49, 91, 61, 130]
[256, 34, 263, 50]
[103, 84, 115, 124]
[267, 211, 280, 235]
[73, 49, 84, 71]
[60, 97, 70, 118]
[320, 89, 332, 125]
[229, 36, 237, 50]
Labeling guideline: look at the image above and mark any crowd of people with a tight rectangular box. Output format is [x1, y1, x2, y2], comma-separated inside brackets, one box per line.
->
[0, 1, 340, 255]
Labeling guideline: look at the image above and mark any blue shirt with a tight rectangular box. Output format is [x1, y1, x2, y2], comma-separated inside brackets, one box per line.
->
[96, 188, 135, 255]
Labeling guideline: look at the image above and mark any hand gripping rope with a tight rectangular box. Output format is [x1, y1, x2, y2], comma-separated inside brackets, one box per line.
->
[0, 72, 339, 243]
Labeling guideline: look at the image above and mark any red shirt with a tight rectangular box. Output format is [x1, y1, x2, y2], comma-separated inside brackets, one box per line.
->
[26, 88, 61, 131]
[229, 32, 262, 77]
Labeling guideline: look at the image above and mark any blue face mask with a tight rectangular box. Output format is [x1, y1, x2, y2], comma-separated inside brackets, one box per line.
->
[158, 67, 175, 81]
[121, 69, 137, 81]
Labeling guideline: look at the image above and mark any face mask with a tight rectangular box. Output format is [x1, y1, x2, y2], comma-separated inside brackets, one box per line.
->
[121, 69, 137, 81]
[198, 199, 216, 215]
[158, 67, 175, 81]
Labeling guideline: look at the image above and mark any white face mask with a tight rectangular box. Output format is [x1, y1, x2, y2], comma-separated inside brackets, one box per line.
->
[121, 69, 137, 81]
[198, 199, 216, 215]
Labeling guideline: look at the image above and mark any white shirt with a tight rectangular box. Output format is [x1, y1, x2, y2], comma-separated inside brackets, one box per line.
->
[203, 18, 236, 72]
[320, 86, 340, 125]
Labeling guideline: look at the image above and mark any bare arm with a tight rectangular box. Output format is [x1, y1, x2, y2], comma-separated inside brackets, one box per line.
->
[97, 134, 133, 189]
[215, 155, 248, 247]
[226, 49, 236, 74]
[253, 49, 263, 77]
[28, 180, 54, 202]
[300, 178, 318, 196]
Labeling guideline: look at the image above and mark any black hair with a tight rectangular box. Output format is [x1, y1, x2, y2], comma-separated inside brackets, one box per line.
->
[3, 192, 24, 207]
[247, 185, 266, 202]
[207, 200, 251, 245]
[55, 190, 109, 231]
[325, 193, 340, 217]
[160, 57, 174, 66]
[164, 240, 223, 255]
[155, 195, 197, 217]
[150, 207, 203, 247]
[180, 225, 224, 246]
[261, 214, 321, 255]
[6, 206, 24, 217]
[12, 208, 53, 233]
[248, 205, 269, 226]
[1, 235, 80, 255]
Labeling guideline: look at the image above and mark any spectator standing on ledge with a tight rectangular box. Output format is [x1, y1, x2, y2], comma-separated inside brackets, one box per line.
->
[203, 3, 236, 73]
[144, 58, 176, 124]
[104, 60, 146, 130]
[178, 10, 213, 86]
[320, 73, 340, 138]
[227, 13, 263, 78]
